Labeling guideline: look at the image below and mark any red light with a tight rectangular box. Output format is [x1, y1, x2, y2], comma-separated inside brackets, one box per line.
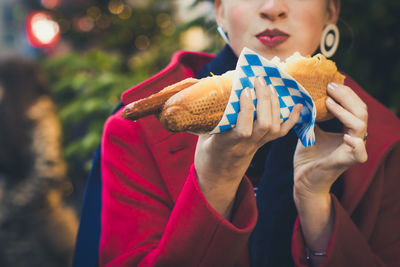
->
[75, 17, 94, 32]
[41, 0, 61, 9]
[26, 11, 60, 48]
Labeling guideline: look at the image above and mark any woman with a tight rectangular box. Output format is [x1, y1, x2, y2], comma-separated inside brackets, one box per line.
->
[99, 0, 400, 266]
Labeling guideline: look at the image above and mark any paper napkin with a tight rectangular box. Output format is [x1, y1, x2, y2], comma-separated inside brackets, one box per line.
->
[210, 47, 316, 147]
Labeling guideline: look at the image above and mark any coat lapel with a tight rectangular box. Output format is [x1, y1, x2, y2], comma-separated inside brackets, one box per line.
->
[121, 51, 215, 202]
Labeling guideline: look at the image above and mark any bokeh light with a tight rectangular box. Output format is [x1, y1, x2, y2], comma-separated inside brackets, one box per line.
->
[75, 17, 95, 32]
[32, 16, 59, 43]
[87, 6, 102, 20]
[135, 35, 150, 51]
[26, 11, 60, 48]
[180, 26, 211, 52]
[118, 5, 132, 20]
[156, 13, 171, 29]
[161, 24, 175, 36]
[156, 13, 175, 36]
[41, 0, 61, 10]
[108, 0, 124, 15]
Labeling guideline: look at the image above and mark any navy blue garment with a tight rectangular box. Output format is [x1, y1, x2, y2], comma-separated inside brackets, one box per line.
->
[198, 46, 343, 267]
[249, 131, 298, 267]
[249, 119, 344, 267]
[73, 102, 124, 267]
[196, 45, 238, 79]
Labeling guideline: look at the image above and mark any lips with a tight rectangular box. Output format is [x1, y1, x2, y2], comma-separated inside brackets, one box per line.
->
[256, 28, 289, 47]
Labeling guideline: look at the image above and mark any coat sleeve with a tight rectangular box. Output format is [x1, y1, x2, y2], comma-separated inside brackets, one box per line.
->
[99, 113, 258, 267]
[291, 144, 400, 267]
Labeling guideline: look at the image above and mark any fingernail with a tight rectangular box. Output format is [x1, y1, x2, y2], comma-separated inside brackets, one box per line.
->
[257, 76, 266, 86]
[326, 97, 335, 105]
[327, 82, 338, 91]
[344, 134, 353, 142]
[244, 88, 251, 98]
[269, 84, 277, 95]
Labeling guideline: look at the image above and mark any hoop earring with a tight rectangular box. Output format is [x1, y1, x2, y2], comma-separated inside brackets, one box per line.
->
[217, 26, 230, 45]
[320, 24, 339, 58]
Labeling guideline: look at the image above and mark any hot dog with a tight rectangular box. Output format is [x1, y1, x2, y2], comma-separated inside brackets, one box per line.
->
[122, 53, 345, 133]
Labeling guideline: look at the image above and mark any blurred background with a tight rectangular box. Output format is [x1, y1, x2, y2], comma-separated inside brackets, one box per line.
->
[0, 0, 398, 266]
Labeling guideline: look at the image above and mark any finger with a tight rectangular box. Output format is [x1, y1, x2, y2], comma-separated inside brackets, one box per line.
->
[234, 88, 255, 138]
[326, 97, 367, 137]
[253, 77, 272, 133]
[269, 83, 281, 134]
[280, 104, 302, 135]
[343, 134, 368, 163]
[327, 83, 368, 122]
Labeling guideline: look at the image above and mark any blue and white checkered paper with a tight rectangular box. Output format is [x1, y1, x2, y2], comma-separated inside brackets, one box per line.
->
[210, 47, 316, 147]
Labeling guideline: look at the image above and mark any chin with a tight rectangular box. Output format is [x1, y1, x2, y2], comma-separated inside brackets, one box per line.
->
[254, 48, 288, 61]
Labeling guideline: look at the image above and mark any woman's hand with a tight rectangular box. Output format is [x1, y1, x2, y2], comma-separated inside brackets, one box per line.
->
[293, 82, 368, 265]
[195, 77, 302, 219]
[294, 82, 368, 198]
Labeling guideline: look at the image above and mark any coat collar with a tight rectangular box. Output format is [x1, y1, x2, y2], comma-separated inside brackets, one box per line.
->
[121, 50, 215, 105]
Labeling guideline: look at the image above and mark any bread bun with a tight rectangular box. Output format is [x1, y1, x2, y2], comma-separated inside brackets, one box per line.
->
[121, 77, 198, 121]
[159, 71, 234, 133]
[282, 53, 345, 121]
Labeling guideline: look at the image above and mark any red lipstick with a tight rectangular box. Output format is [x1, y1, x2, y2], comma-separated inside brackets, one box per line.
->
[256, 28, 289, 47]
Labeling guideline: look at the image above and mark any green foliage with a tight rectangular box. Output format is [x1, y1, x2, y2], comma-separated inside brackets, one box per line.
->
[41, 50, 145, 185]
[40, 1, 217, 188]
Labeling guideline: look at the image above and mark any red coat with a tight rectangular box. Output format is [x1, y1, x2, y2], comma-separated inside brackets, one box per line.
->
[99, 51, 400, 266]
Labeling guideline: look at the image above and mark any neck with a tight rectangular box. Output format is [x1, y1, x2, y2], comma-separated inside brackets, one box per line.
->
[196, 45, 238, 79]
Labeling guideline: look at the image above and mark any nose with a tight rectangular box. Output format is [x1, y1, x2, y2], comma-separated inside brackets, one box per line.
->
[259, 0, 288, 21]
